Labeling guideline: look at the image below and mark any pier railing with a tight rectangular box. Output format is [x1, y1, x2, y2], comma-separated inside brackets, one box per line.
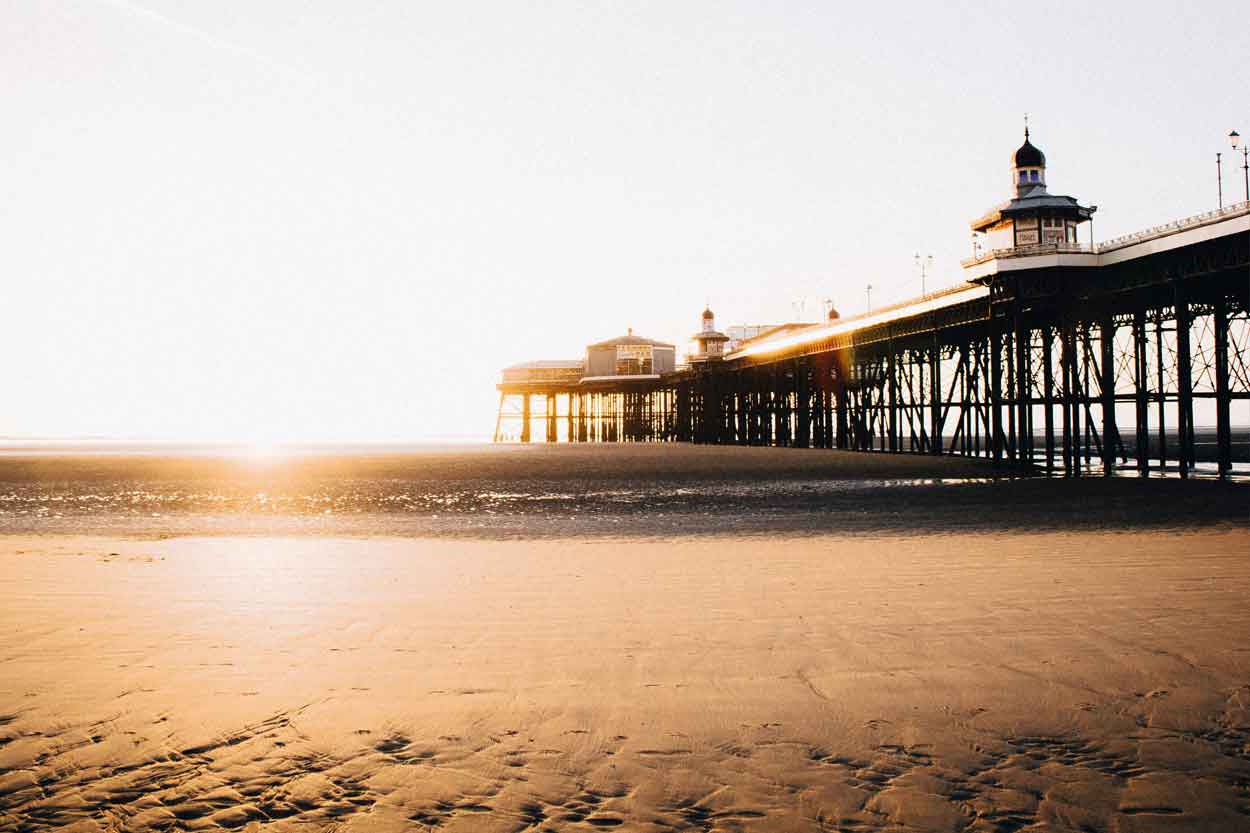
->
[1096, 200, 1250, 252]
[961, 242, 1094, 268]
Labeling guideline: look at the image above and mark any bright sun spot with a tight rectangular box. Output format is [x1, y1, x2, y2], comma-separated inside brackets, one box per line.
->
[239, 442, 287, 462]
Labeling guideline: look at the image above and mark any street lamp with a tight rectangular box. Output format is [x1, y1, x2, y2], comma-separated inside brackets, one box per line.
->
[1232, 130, 1249, 203]
[914, 253, 934, 296]
[1217, 150, 1223, 209]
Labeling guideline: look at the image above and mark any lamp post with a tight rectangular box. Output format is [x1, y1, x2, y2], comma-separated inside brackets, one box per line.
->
[1232, 130, 1248, 203]
[1217, 151, 1223, 209]
[866, 283, 874, 313]
[914, 253, 934, 296]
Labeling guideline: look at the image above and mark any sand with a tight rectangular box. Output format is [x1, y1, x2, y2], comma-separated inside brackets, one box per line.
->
[1, 446, 1248, 832]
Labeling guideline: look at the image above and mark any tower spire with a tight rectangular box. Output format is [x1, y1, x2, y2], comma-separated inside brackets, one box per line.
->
[1024, 112, 1030, 140]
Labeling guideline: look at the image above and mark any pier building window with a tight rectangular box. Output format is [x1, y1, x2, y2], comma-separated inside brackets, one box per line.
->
[616, 345, 653, 375]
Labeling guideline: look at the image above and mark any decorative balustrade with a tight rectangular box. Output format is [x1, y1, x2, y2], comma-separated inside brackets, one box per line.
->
[961, 241, 1093, 268]
[1095, 200, 1250, 252]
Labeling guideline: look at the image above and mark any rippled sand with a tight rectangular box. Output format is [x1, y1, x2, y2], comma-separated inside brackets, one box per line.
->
[1, 446, 1248, 832]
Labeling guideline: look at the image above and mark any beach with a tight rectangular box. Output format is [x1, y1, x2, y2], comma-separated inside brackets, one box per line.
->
[1, 445, 1248, 832]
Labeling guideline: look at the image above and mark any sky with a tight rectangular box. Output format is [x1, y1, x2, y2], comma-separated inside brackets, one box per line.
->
[2, 1, 1246, 442]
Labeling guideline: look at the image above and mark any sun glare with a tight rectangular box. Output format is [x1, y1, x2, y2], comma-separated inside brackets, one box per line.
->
[239, 442, 288, 463]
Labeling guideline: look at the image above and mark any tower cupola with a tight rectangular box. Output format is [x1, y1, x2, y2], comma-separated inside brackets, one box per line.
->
[690, 305, 729, 362]
[1012, 126, 1047, 196]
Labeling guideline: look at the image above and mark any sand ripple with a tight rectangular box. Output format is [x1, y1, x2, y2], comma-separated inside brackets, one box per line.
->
[2, 696, 1250, 832]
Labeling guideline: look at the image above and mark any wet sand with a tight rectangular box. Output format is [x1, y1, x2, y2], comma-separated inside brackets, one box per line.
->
[0, 444, 1244, 539]
[1, 446, 1248, 832]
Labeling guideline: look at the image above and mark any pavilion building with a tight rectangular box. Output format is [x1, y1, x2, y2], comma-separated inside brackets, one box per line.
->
[584, 329, 676, 378]
[970, 128, 1096, 254]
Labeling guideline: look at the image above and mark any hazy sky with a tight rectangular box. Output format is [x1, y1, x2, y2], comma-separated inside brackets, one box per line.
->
[3, 1, 1246, 441]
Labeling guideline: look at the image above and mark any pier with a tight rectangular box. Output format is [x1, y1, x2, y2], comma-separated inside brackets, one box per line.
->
[497, 133, 1250, 478]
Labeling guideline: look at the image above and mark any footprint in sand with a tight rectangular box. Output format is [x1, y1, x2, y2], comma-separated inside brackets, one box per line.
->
[373, 733, 410, 754]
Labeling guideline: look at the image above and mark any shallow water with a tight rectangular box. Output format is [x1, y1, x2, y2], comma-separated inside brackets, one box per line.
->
[0, 444, 1245, 539]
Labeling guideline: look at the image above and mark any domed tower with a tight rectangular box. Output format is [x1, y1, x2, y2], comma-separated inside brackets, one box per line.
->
[690, 306, 729, 362]
[1013, 126, 1047, 196]
[970, 124, 1095, 253]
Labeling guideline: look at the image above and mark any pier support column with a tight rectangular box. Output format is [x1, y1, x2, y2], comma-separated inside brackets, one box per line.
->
[520, 394, 532, 444]
[697, 372, 716, 444]
[1015, 312, 1030, 467]
[1155, 315, 1168, 471]
[1214, 295, 1232, 478]
[990, 327, 1003, 464]
[929, 338, 942, 455]
[730, 370, 740, 445]
[1072, 325, 1084, 475]
[766, 367, 777, 446]
[835, 375, 849, 449]
[1060, 324, 1074, 475]
[824, 360, 834, 448]
[1174, 282, 1194, 477]
[1042, 325, 1055, 473]
[1082, 327, 1094, 469]
[795, 359, 811, 448]
[887, 344, 898, 453]
[1006, 327, 1017, 462]
[676, 382, 691, 443]
[1133, 310, 1150, 473]
[1100, 313, 1117, 476]
[823, 379, 834, 449]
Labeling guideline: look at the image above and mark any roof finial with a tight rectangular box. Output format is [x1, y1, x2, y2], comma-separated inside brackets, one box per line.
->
[1024, 112, 1030, 140]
